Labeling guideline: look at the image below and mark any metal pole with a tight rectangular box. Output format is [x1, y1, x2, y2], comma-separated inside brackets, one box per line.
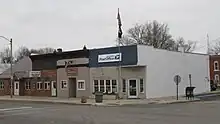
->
[10, 38, 13, 98]
[189, 74, 192, 87]
[117, 38, 122, 99]
[177, 84, 179, 100]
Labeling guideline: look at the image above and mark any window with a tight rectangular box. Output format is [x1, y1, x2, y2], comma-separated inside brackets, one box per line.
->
[140, 79, 144, 93]
[215, 74, 219, 83]
[61, 80, 68, 89]
[214, 61, 219, 71]
[106, 80, 111, 93]
[93, 80, 118, 94]
[37, 82, 43, 90]
[44, 81, 50, 90]
[94, 80, 99, 92]
[100, 80, 105, 92]
[0, 81, 4, 89]
[25, 81, 31, 90]
[122, 79, 126, 92]
[112, 80, 117, 93]
[77, 80, 85, 90]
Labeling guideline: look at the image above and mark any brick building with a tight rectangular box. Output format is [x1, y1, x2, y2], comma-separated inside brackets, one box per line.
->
[209, 55, 220, 90]
[0, 57, 32, 96]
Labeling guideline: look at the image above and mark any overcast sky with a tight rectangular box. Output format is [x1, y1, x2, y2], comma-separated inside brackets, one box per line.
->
[0, 0, 219, 53]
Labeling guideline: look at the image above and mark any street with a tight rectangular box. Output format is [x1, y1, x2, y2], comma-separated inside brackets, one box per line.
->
[0, 100, 220, 124]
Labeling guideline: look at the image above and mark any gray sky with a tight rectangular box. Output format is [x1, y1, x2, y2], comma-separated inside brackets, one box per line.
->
[0, 0, 219, 53]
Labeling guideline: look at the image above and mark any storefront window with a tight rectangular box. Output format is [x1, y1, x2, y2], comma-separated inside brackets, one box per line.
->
[140, 79, 144, 93]
[94, 80, 99, 92]
[100, 80, 105, 92]
[106, 80, 111, 93]
[122, 79, 126, 92]
[112, 80, 117, 93]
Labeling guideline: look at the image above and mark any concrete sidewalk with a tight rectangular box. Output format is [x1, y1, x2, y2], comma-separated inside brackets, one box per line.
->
[0, 96, 200, 106]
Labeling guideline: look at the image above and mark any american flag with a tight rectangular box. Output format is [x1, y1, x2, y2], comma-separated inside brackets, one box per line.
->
[117, 8, 123, 38]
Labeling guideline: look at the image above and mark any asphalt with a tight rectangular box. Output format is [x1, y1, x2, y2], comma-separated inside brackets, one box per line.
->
[1, 100, 220, 124]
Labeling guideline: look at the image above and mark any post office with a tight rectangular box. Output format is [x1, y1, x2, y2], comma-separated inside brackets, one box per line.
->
[89, 45, 210, 99]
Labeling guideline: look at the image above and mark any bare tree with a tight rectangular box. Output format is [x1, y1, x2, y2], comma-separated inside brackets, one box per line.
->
[210, 38, 220, 54]
[15, 46, 31, 61]
[175, 37, 197, 52]
[0, 47, 14, 64]
[120, 20, 174, 50]
[120, 20, 196, 52]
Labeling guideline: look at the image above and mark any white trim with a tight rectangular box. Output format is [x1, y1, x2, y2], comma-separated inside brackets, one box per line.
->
[51, 81, 57, 96]
[44, 81, 50, 90]
[139, 78, 144, 93]
[111, 79, 118, 93]
[60, 80, 68, 90]
[77, 80, 86, 90]
[214, 74, 219, 83]
[100, 80, 105, 92]
[128, 78, 138, 98]
[36, 81, 43, 90]
[25, 81, 31, 90]
[214, 61, 219, 71]
[0, 81, 4, 89]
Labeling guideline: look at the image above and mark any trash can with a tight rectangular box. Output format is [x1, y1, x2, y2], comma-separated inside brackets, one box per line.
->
[95, 91, 103, 103]
[185, 87, 195, 100]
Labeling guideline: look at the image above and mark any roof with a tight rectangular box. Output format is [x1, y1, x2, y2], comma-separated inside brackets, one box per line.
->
[30, 49, 89, 60]
[0, 64, 10, 74]
[0, 57, 32, 79]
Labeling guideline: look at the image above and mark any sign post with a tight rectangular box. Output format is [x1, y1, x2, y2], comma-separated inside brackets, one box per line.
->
[174, 75, 181, 100]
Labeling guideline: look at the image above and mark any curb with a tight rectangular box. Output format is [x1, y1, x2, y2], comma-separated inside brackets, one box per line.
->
[159, 99, 201, 105]
[0, 99, 119, 107]
[0, 98, 201, 107]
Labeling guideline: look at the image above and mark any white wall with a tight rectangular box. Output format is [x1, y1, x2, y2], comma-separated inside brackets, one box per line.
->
[137, 45, 210, 98]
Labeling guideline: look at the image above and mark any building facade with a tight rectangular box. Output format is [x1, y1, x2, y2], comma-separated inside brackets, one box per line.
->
[209, 55, 220, 90]
[89, 45, 210, 99]
[0, 57, 32, 96]
[56, 58, 90, 98]
[0, 45, 211, 99]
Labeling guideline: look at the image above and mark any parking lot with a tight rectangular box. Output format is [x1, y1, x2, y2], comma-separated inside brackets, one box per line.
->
[1, 100, 220, 124]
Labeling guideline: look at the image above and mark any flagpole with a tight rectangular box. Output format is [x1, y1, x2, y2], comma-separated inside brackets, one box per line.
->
[117, 8, 122, 99]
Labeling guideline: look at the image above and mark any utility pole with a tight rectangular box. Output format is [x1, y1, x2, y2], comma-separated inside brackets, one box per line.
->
[0, 36, 13, 98]
[10, 38, 13, 98]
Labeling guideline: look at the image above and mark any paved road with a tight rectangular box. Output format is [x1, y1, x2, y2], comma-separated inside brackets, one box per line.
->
[0, 100, 220, 124]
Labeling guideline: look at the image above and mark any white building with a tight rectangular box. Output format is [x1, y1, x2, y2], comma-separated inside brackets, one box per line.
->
[89, 45, 210, 99]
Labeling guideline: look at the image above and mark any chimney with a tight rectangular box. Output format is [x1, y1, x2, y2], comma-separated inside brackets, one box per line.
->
[57, 48, 62, 53]
[83, 45, 87, 50]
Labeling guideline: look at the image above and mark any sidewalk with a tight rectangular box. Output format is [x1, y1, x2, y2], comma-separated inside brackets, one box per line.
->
[0, 95, 200, 106]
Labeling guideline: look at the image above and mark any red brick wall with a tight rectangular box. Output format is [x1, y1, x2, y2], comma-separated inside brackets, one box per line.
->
[0, 79, 12, 96]
[210, 56, 220, 81]
[23, 69, 57, 97]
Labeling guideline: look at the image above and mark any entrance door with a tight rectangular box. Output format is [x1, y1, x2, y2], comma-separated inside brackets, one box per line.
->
[128, 79, 138, 98]
[51, 81, 57, 97]
[14, 81, 19, 95]
[69, 78, 77, 97]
